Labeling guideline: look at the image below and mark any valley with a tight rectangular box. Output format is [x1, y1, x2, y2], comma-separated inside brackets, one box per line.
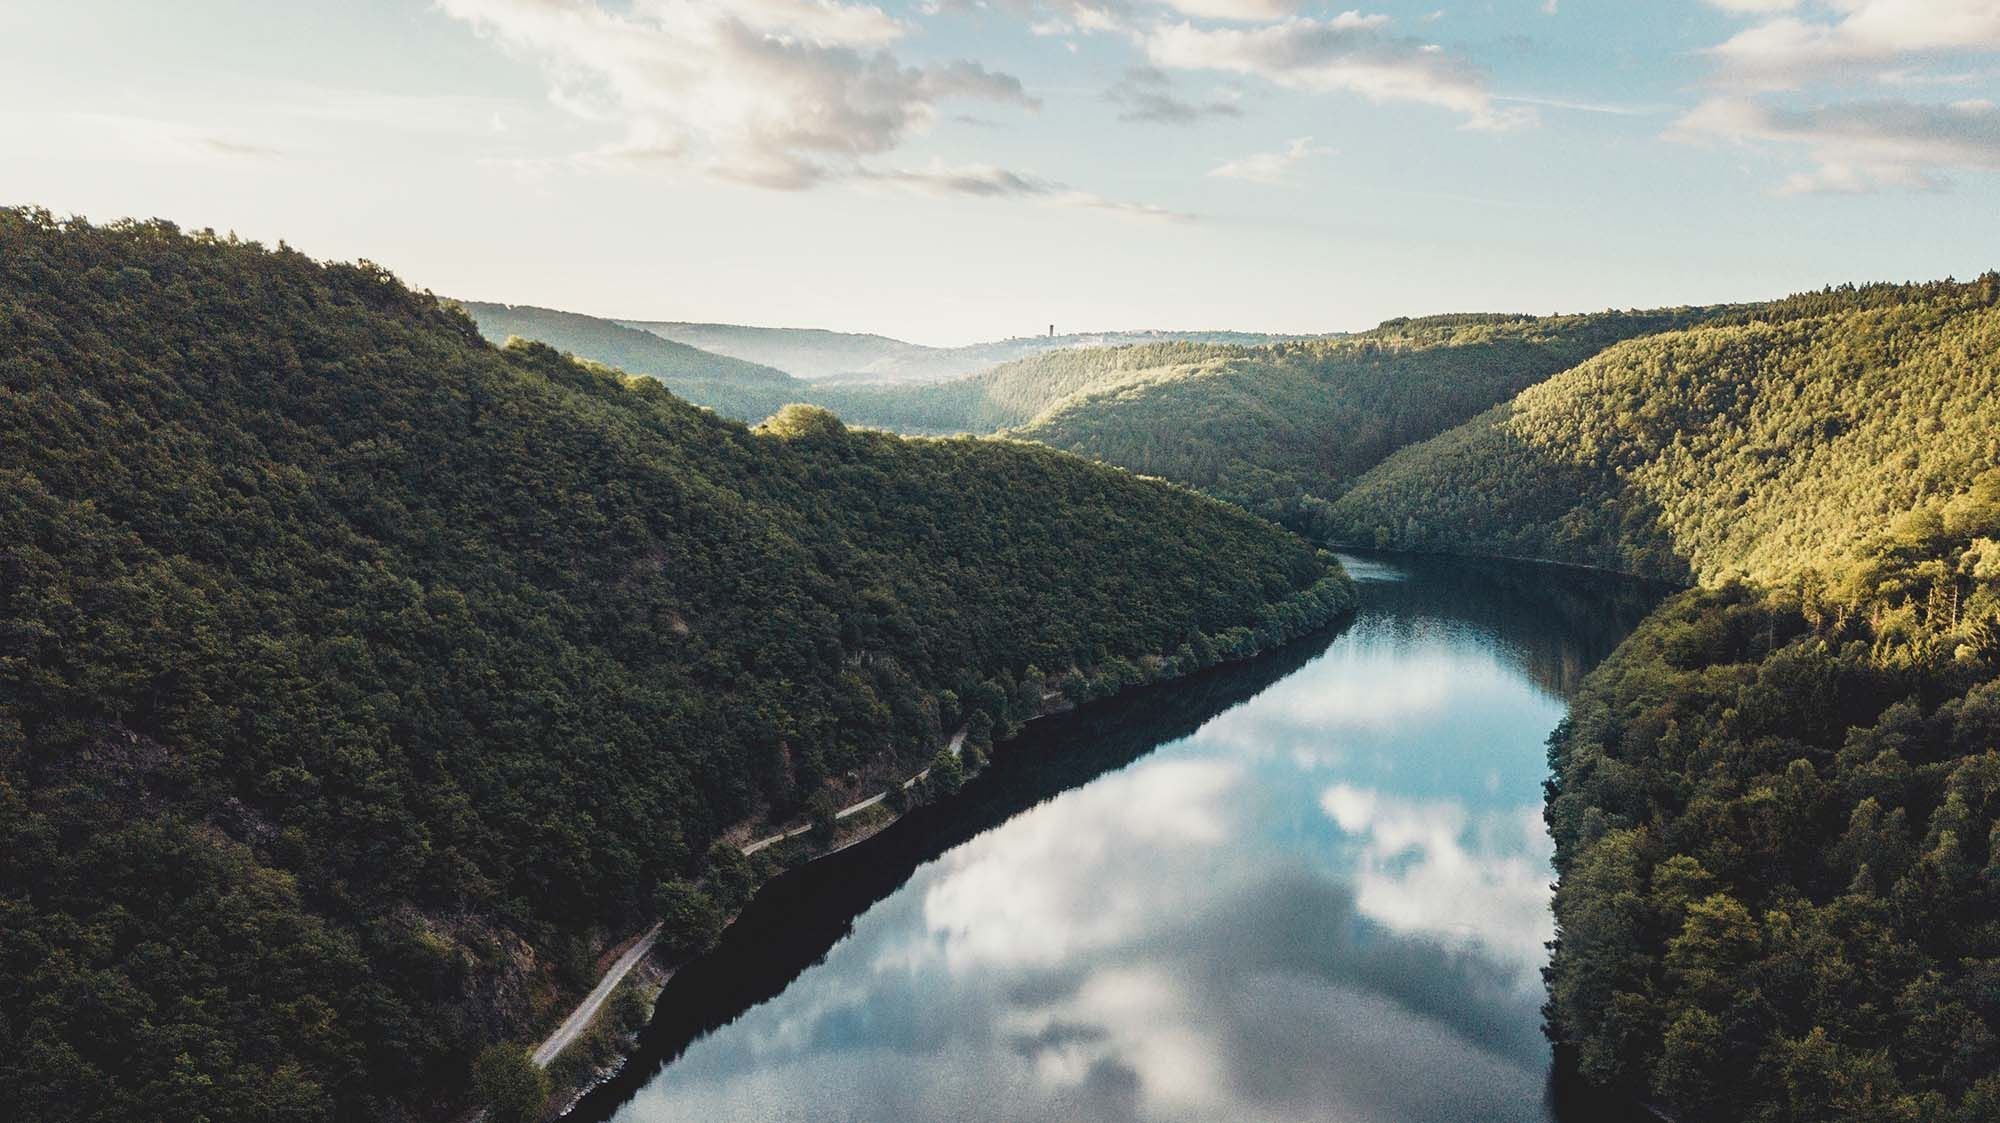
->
[15, 4, 2000, 1120]
[450, 273, 2000, 1121]
[8, 196, 2000, 1123]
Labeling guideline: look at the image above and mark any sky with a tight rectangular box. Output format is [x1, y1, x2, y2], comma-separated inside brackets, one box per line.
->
[3, 1, 2000, 345]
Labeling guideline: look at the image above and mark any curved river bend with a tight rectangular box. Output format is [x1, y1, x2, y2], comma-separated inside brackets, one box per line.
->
[573, 554, 1661, 1123]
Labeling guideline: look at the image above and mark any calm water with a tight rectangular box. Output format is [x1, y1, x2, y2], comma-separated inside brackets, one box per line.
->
[574, 554, 1659, 1123]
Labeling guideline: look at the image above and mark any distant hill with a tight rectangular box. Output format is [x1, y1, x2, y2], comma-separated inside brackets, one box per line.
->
[458, 301, 812, 421]
[456, 303, 1286, 435]
[810, 340, 1251, 434]
[620, 318, 1315, 384]
[994, 311, 1725, 529]
[482, 305, 1724, 530]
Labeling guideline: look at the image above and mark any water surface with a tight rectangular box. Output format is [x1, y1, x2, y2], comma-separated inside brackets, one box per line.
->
[581, 554, 1657, 1123]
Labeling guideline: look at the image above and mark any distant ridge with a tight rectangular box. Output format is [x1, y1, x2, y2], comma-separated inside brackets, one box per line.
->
[620, 318, 1321, 384]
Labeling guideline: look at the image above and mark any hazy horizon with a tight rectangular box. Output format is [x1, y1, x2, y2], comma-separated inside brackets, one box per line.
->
[5, 1, 1999, 346]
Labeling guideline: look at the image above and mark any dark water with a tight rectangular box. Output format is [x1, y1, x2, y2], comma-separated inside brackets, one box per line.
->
[573, 554, 1660, 1123]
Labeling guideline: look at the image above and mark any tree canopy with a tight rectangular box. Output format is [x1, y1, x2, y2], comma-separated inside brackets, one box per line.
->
[0, 208, 1351, 1121]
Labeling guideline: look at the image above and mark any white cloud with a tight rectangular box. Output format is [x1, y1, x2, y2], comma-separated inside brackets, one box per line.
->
[1163, 0, 1306, 18]
[1320, 784, 1555, 986]
[1105, 65, 1245, 123]
[1672, 94, 2000, 192]
[59, 112, 284, 164]
[860, 161, 1196, 220]
[1143, 15, 1530, 129]
[922, 758, 1243, 969]
[1708, 1, 2000, 88]
[1209, 135, 1330, 182]
[439, 0, 1036, 189]
[943, 0, 1307, 35]
[1687, 2, 2000, 195]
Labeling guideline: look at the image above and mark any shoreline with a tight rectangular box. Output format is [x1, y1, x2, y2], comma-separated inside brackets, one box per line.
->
[514, 575, 1359, 1119]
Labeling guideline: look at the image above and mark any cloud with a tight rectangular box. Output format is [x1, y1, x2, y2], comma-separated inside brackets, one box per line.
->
[1104, 65, 1244, 123]
[199, 137, 284, 160]
[1142, 14, 1530, 129]
[1320, 784, 1555, 985]
[938, 0, 1305, 35]
[1209, 135, 1329, 182]
[859, 161, 1196, 219]
[921, 758, 1244, 969]
[1704, 0, 1799, 11]
[1672, 94, 2000, 192]
[1161, 0, 1305, 17]
[1707, 0, 2000, 88]
[62, 113, 284, 163]
[439, 0, 1036, 189]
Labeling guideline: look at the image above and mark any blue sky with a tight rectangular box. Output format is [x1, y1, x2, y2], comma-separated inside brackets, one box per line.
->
[4, 1, 1999, 343]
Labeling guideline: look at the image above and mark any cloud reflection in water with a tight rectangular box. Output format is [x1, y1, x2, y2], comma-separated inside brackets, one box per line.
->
[614, 560, 1618, 1123]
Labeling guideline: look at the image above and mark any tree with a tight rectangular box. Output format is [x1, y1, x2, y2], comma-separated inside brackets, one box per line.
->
[471, 1045, 548, 1123]
[806, 790, 840, 847]
[929, 749, 965, 795]
[654, 881, 722, 960]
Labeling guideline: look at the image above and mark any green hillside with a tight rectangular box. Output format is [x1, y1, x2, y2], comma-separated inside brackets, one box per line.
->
[1324, 280, 2000, 581]
[810, 339, 1246, 435]
[1007, 312, 1714, 529]
[0, 210, 1352, 1121]
[1544, 473, 2000, 1121]
[1307, 279, 2000, 1119]
[458, 301, 812, 422]
[618, 319, 926, 381]
[466, 304, 1706, 529]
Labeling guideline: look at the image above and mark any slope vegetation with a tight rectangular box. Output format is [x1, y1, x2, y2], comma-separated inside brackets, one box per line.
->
[1545, 476, 2000, 1121]
[459, 301, 811, 422]
[0, 210, 1351, 1121]
[1009, 311, 1715, 529]
[1326, 281, 2000, 581]
[1313, 279, 2000, 1119]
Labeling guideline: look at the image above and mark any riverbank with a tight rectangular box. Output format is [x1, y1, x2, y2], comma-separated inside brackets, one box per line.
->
[515, 572, 1358, 1120]
[548, 551, 1667, 1123]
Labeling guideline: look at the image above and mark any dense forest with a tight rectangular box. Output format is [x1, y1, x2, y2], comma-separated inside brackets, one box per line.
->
[470, 303, 1728, 541]
[454, 303, 1261, 435]
[1005, 311, 1720, 530]
[0, 209, 1353, 1121]
[1546, 476, 2000, 1121]
[1306, 280, 2000, 1119]
[1323, 279, 2000, 578]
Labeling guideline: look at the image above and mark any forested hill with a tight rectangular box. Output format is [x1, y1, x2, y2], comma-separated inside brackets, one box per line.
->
[619, 317, 1308, 385]
[455, 302, 1277, 437]
[1308, 279, 2000, 1118]
[1322, 279, 2000, 582]
[1004, 310, 1718, 530]
[458, 300, 811, 422]
[0, 209, 1352, 1122]
[799, 339, 1250, 435]
[459, 304, 1713, 527]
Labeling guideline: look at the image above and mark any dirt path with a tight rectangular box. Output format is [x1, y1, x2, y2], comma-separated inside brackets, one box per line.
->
[536, 727, 972, 1068]
[740, 726, 967, 856]
[531, 922, 661, 1068]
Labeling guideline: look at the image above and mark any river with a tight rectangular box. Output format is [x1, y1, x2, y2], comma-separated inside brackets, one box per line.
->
[569, 553, 1662, 1123]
